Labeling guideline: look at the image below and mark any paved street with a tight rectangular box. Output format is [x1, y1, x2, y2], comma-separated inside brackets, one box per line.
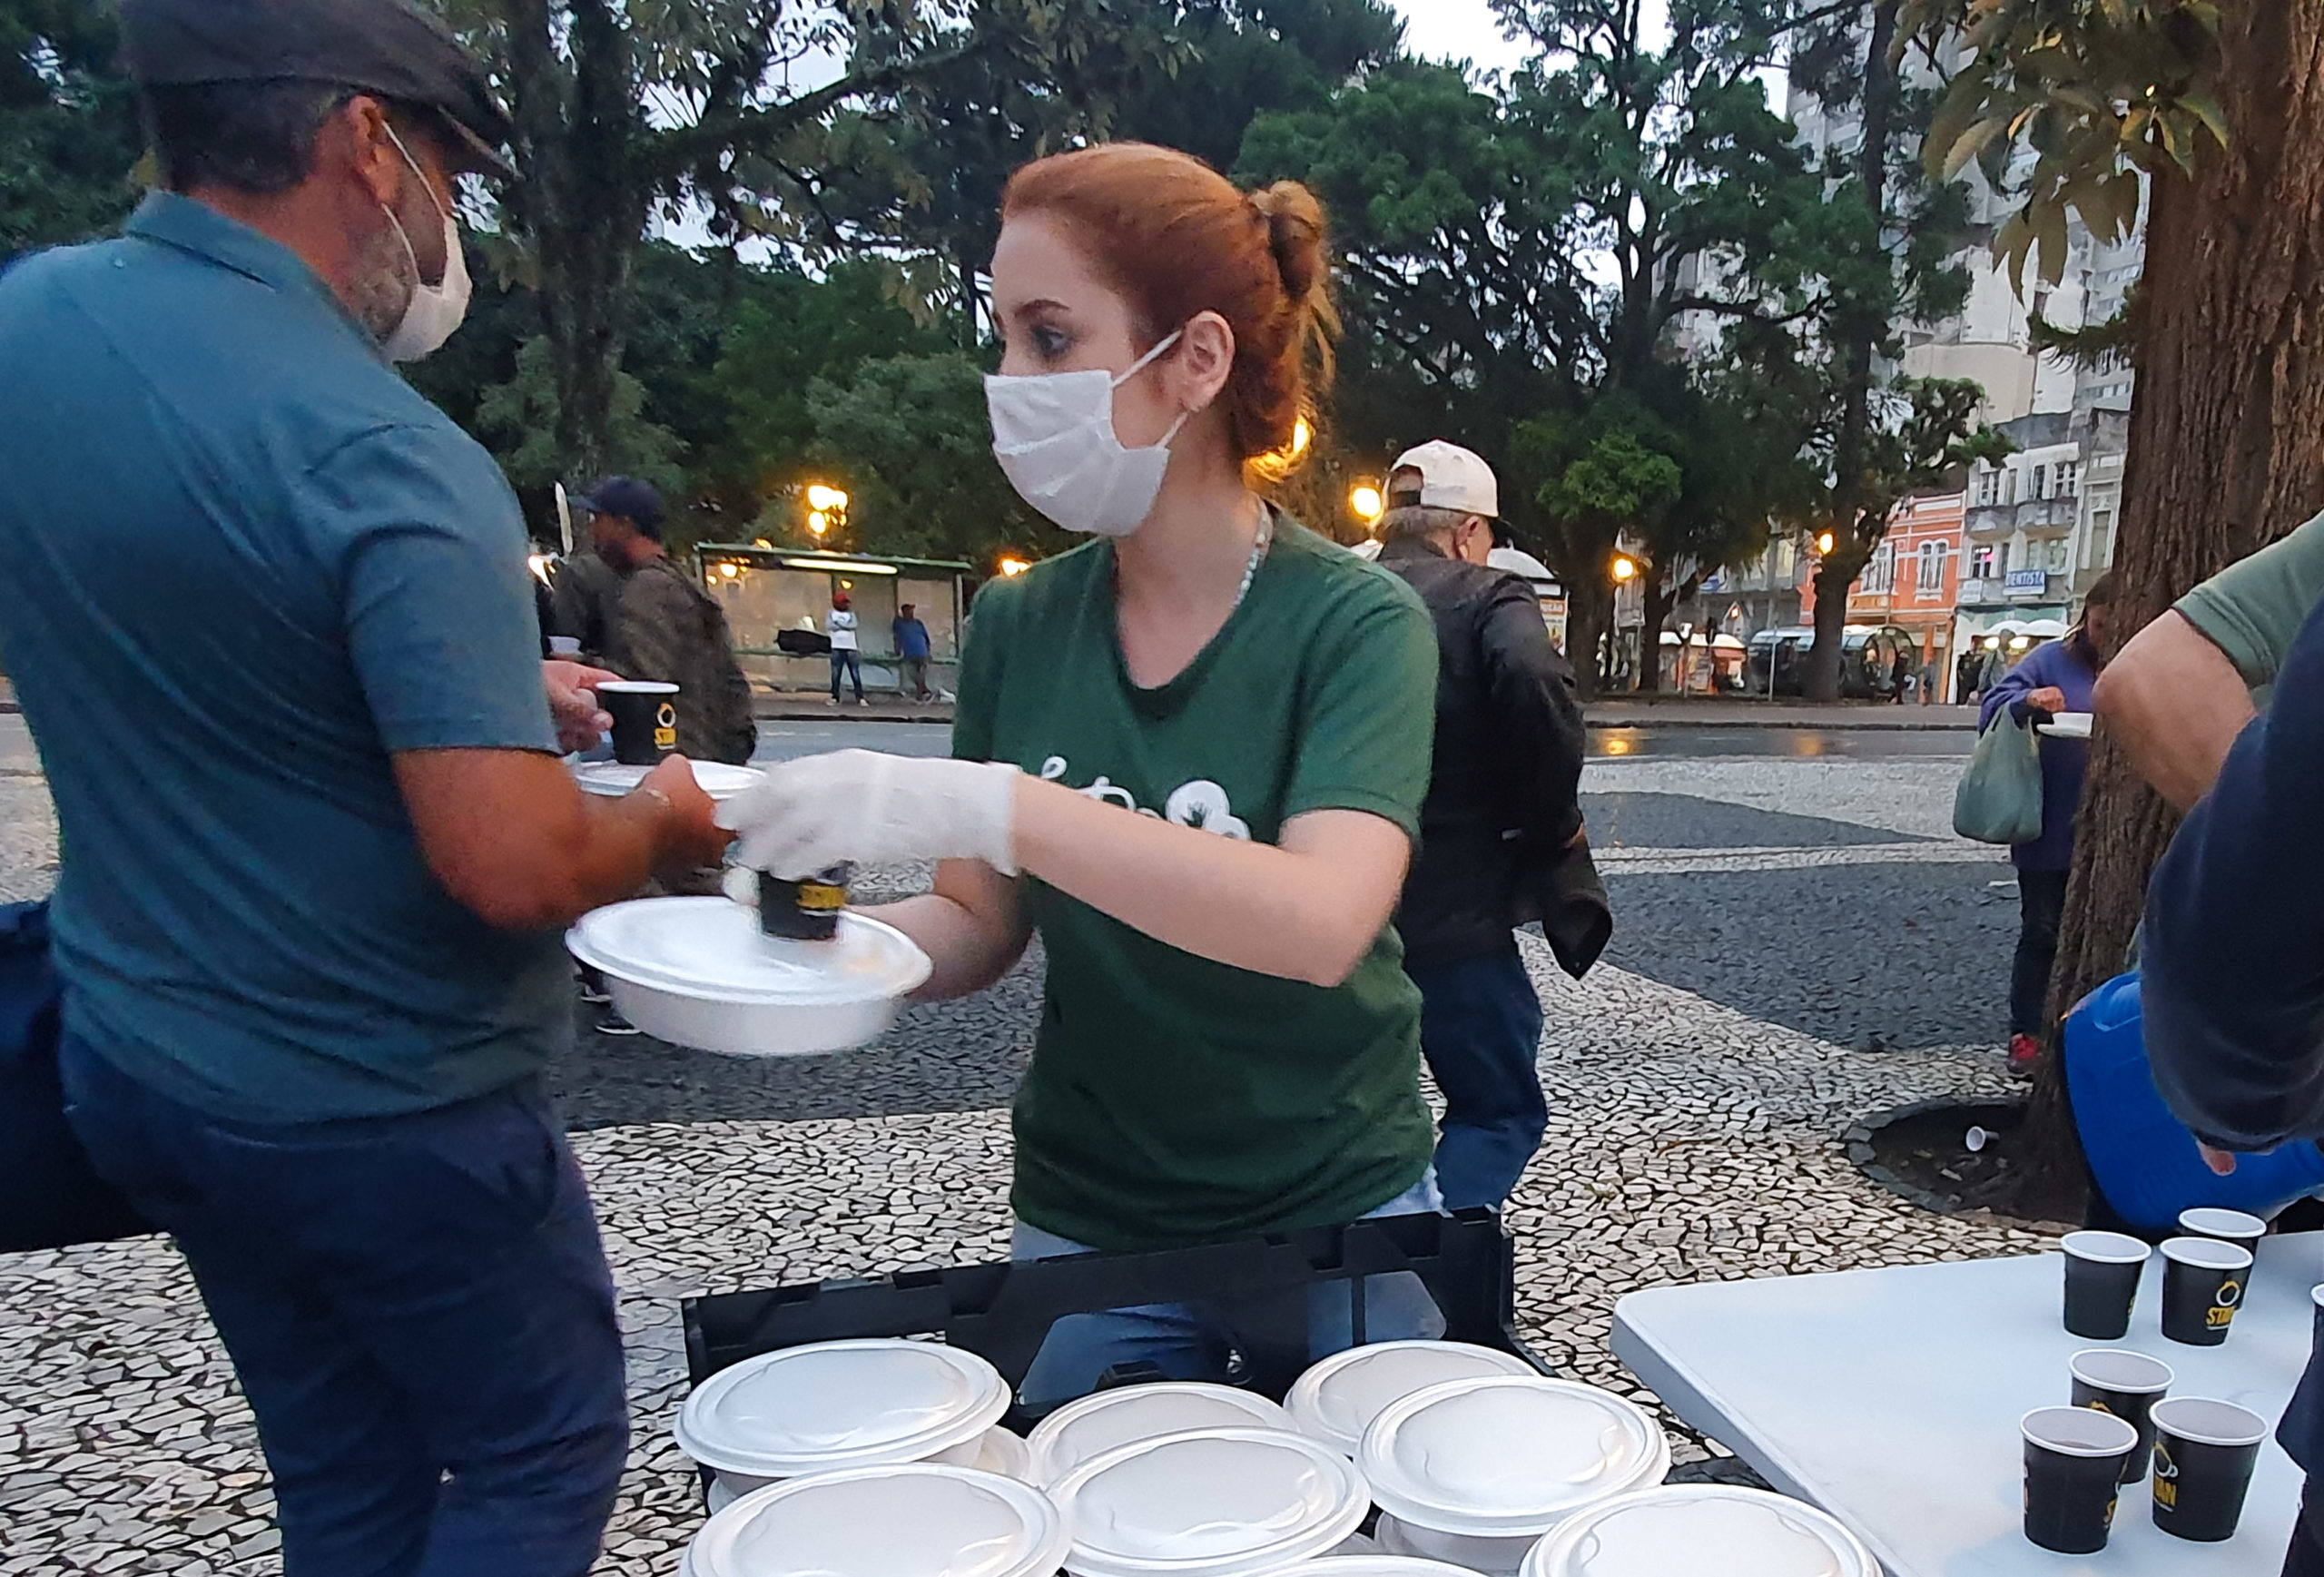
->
[0, 720, 2058, 1576]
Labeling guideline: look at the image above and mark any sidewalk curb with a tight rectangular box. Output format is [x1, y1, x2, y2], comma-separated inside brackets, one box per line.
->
[1584, 714, 1974, 732]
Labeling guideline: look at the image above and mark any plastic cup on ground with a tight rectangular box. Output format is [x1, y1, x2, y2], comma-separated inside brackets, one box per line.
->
[2021, 1405, 2139, 1554]
[2151, 1397, 2269, 1542]
[2159, 1236, 2252, 1346]
[2060, 1231, 2149, 1340]
[597, 679, 679, 765]
[2068, 1348, 2173, 1484]
[2179, 1206, 2267, 1255]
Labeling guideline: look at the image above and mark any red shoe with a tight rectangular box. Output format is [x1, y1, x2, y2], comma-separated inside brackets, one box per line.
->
[2007, 1033, 2041, 1073]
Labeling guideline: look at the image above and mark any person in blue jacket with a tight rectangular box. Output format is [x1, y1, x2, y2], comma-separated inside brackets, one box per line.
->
[2143, 586, 2324, 1577]
[1979, 574, 2119, 1069]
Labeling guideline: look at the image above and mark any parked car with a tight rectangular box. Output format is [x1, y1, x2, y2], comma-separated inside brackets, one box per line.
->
[1743, 625, 1916, 698]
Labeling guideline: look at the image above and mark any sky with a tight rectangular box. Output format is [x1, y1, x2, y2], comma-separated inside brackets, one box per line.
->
[1390, 0, 1532, 76]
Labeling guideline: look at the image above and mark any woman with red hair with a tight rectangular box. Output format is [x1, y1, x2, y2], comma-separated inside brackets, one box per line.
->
[720, 143, 1447, 1401]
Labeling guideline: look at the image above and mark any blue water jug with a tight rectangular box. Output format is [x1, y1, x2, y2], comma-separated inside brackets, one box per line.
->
[2065, 971, 2324, 1232]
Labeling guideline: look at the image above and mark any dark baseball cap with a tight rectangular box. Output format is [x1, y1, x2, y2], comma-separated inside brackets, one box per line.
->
[120, 0, 514, 177]
[575, 477, 665, 537]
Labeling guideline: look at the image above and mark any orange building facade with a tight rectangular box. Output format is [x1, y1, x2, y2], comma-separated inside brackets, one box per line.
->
[1799, 489, 1965, 693]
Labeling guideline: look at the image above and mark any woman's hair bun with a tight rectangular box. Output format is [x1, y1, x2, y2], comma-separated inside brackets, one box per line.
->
[1248, 181, 1329, 307]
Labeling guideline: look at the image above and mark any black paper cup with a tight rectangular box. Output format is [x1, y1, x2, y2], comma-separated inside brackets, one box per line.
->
[2160, 1237, 2252, 1346]
[2062, 1230, 2150, 1340]
[2151, 1397, 2268, 1542]
[2069, 1348, 2173, 1484]
[2023, 1405, 2139, 1553]
[598, 681, 680, 766]
[2179, 1207, 2267, 1256]
[756, 866, 852, 941]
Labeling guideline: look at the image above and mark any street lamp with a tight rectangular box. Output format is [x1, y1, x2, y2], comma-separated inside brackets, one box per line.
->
[805, 484, 850, 514]
[1349, 483, 1385, 527]
[1815, 531, 1836, 556]
[1610, 555, 1639, 583]
[999, 556, 1031, 577]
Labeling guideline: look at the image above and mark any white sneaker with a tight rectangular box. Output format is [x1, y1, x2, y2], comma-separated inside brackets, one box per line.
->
[826, 697, 839, 707]
[859, 697, 871, 708]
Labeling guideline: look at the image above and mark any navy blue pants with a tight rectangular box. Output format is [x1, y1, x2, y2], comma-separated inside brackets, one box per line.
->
[59, 1037, 627, 1577]
[830, 649, 862, 700]
[1406, 944, 1548, 1212]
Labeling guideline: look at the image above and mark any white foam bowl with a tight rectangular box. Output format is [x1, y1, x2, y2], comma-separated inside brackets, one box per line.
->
[567, 898, 931, 1057]
[1274, 1560, 1482, 1577]
[1519, 1484, 1880, 1577]
[1359, 1378, 1669, 1576]
[1052, 1426, 1370, 1577]
[676, 1340, 1010, 1498]
[686, 1464, 1069, 1577]
[1029, 1381, 1294, 1485]
[1285, 1340, 1543, 1458]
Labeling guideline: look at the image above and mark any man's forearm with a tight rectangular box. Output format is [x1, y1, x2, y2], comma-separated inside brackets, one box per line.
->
[2094, 611, 2255, 810]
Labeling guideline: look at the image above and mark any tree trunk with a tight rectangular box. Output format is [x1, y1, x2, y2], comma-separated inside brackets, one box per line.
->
[501, 0, 646, 482]
[1807, 546, 1866, 698]
[2006, 0, 2324, 1215]
[1566, 575, 1613, 702]
[1805, 0, 1900, 703]
[1637, 569, 1677, 693]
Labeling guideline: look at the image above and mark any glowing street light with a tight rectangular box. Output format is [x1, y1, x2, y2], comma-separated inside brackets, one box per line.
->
[999, 556, 1032, 577]
[1610, 555, 1639, 583]
[1349, 484, 1385, 526]
[805, 484, 850, 513]
[717, 562, 739, 579]
[808, 511, 830, 537]
[1815, 530, 1837, 555]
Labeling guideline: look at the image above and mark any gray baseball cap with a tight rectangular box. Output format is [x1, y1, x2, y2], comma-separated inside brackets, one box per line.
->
[120, 0, 514, 176]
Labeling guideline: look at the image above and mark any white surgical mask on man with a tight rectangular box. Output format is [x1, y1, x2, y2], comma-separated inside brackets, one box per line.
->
[986, 330, 1191, 537]
[376, 124, 472, 362]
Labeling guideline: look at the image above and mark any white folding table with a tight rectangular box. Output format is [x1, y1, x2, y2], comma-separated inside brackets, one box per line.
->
[1613, 1234, 2320, 1574]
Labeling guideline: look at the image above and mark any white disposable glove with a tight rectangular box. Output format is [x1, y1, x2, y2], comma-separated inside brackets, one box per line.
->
[714, 749, 1021, 879]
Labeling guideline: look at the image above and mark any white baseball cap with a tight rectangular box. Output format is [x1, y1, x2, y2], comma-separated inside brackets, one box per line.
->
[1389, 439, 1499, 518]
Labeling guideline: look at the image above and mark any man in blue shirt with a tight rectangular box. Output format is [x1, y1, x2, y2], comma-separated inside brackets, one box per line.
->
[0, 1, 727, 1571]
[893, 600, 935, 701]
[2143, 588, 2324, 1576]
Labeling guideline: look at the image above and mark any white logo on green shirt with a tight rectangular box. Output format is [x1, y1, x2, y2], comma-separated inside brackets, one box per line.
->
[1039, 756, 1251, 840]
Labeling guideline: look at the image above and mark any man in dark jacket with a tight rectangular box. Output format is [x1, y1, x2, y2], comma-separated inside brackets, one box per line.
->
[2142, 589, 2324, 1577]
[578, 477, 757, 764]
[1377, 441, 1598, 1211]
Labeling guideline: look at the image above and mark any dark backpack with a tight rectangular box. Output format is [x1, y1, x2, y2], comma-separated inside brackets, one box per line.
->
[0, 901, 149, 1251]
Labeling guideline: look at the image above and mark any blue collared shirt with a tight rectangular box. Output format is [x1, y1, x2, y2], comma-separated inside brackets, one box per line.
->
[0, 192, 566, 1122]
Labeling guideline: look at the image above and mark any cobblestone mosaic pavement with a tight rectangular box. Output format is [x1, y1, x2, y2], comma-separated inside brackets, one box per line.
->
[0, 743, 2072, 1576]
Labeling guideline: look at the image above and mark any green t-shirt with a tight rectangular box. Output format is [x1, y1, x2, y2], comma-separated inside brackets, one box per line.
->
[952, 517, 1441, 1252]
[2176, 509, 2324, 696]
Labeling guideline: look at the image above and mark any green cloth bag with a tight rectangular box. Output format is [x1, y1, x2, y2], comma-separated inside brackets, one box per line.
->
[1954, 709, 2044, 844]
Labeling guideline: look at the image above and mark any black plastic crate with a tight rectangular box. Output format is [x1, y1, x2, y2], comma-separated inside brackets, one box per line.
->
[682, 1208, 1551, 1424]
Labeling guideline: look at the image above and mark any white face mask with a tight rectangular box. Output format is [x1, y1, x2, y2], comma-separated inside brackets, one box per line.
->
[987, 330, 1192, 537]
[377, 125, 472, 362]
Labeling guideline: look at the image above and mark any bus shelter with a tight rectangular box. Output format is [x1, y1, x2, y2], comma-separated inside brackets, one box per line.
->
[696, 546, 972, 698]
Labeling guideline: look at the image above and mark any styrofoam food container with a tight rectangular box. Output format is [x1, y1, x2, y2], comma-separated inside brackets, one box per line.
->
[977, 1424, 1036, 1482]
[1285, 1341, 1541, 1457]
[686, 1464, 1069, 1577]
[567, 897, 931, 1056]
[1361, 1378, 1669, 1575]
[2038, 711, 2093, 739]
[1052, 1426, 1370, 1577]
[1519, 1484, 1879, 1577]
[571, 759, 765, 800]
[675, 1339, 1010, 1497]
[1272, 1562, 1483, 1577]
[1029, 1382, 1293, 1485]
[704, 1424, 1030, 1511]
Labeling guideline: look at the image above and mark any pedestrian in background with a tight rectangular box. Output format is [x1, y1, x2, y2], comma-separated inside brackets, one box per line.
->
[1375, 441, 1600, 1212]
[894, 601, 934, 702]
[580, 477, 757, 765]
[1890, 646, 1911, 705]
[1978, 574, 2118, 1071]
[828, 588, 865, 706]
[551, 537, 625, 665]
[0, 2, 730, 1568]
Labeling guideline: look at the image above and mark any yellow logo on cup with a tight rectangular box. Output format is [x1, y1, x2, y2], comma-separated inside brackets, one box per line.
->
[655, 702, 677, 750]
[2154, 1443, 2179, 1508]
